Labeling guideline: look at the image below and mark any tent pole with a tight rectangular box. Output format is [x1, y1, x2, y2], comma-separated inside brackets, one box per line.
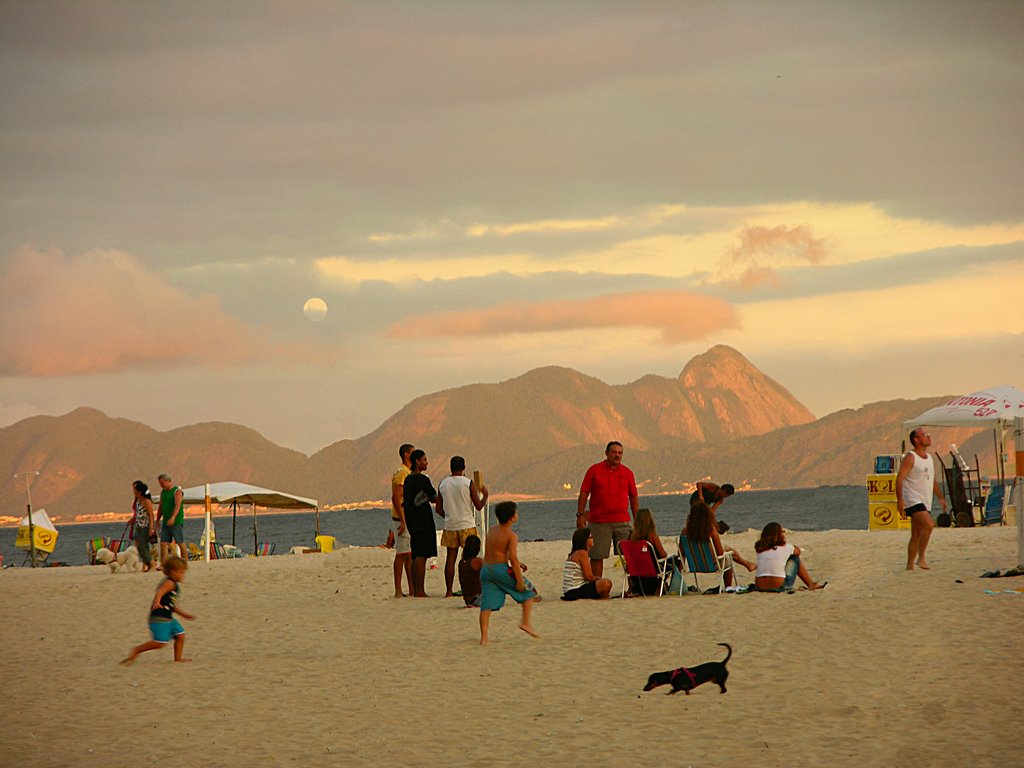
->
[1015, 417, 1023, 568]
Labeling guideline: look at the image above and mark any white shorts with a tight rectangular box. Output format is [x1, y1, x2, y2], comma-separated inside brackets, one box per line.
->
[390, 518, 411, 555]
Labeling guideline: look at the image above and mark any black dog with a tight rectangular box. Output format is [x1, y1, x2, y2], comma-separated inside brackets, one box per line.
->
[642, 643, 731, 695]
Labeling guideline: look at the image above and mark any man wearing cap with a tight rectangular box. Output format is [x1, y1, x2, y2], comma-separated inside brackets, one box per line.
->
[576, 441, 639, 578]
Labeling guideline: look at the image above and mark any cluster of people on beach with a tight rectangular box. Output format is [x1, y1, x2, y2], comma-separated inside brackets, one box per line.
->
[387, 440, 828, 643]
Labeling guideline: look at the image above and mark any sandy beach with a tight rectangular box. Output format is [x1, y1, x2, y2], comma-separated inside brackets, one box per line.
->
[2, 525, 1022, 768]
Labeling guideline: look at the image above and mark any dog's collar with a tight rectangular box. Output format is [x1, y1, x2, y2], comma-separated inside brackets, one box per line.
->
[670, 666, 697, 687]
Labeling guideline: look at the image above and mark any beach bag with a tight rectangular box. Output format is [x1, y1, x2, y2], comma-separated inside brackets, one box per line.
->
[668, 560, 683, 594]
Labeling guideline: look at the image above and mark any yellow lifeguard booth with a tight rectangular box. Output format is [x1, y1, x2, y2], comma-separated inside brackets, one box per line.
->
[15, 508, 59, 564]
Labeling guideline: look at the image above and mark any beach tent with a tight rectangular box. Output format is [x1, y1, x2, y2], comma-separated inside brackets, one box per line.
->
[180, 482, 319, 553]
[904, 385, 1024, 485]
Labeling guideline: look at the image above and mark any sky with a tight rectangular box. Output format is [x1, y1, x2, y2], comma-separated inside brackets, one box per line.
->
[1, 1, 1022, 455]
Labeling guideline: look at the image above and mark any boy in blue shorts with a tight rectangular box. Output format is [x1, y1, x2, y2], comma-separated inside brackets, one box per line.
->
[121, 556, 195, 665]
[479, 501, 539, 644]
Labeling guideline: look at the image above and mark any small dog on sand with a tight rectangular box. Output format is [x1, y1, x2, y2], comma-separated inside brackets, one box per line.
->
[643, 643, 732, 695]
[96, 545, 142, 574]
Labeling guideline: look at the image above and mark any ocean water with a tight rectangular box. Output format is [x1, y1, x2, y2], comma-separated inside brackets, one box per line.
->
[0, 485, 867, 567]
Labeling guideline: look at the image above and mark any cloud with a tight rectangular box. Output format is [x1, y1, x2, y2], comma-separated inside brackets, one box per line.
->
[0, 246, 333, 376]
[719, 224, 829, 290]
[386, 289, 739, 344]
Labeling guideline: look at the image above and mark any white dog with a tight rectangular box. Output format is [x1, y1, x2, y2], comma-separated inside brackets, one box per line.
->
[95, 545, 142, 573]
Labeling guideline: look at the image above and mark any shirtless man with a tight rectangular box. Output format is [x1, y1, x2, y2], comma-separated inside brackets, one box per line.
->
[479, 501, 539, 644]
[690, 481, 735, 513]
[895, 428, 947, 571]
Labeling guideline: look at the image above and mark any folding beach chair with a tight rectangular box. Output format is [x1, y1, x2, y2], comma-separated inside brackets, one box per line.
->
[983, 483, 1008, 526]
[618, 539, 671, 597]
[86, 536, 110, 565]
[254, 542, 275, 557]
[678, 534, 735, 594]
[187, 543, 204, 561]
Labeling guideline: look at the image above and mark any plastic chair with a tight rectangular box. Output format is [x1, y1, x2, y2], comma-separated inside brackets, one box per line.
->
[315, 535, 336, 553]
[678, 534, 735, 594]
[618, 539, 671, 597]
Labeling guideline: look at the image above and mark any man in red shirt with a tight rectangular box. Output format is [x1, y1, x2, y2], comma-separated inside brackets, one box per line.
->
[576, 441, 639, 577]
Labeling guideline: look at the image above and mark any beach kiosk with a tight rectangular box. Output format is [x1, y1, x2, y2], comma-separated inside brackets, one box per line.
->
[15, 508, 59, 565]
[867, 456, 910, 530]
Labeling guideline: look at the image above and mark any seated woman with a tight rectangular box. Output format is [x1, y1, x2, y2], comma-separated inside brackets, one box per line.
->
[627, 508, 677, 596]
[754, 522, 826, 591]
[682, 501, 755, 588]
[561, 527, 613, 600]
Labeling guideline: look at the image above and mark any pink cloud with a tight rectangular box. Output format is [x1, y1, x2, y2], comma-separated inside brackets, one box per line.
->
[724, 224, 828, 289]
[387, 290, 739, 343]
[0, 246, 329, 376]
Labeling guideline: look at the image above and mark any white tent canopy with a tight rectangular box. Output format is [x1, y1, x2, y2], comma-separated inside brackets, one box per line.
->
[180, 481, 319, 555]
[903, 385, 1024, 429]
[180, 481, 317, 509]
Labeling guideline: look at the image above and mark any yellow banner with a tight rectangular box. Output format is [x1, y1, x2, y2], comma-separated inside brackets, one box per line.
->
[868, 501, 910, 530]
[15, 525, 59, 553]
[866, 474, 897, 502]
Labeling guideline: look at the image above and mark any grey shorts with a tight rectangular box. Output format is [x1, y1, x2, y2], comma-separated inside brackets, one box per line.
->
[160, 522, 184, 543]
[390, 518, 411, 555]
[588, 521, 633, 560]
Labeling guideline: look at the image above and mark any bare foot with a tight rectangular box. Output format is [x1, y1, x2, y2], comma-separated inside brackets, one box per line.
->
[916, 560, 931, 570]
[906, 564, 915, 571]
[519, 623, 540, 638]
[119, 657, 134, 667]
[174, 658, 193, 663]
[810, 581, 828, 591]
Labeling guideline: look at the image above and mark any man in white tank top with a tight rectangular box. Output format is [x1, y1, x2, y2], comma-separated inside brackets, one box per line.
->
[436, 456, 489, 598]
[895, 428, 947, 571]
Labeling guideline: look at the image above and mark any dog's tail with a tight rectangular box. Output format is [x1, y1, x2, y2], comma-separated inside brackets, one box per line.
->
[718, 642, 732, 664]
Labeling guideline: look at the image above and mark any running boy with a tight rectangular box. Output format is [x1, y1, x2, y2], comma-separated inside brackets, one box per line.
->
[479, 501, 539, 643]
[121, 555, 195, 665]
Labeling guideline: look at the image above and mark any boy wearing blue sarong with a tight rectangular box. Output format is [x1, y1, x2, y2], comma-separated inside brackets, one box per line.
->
[479, 501, 539, 644]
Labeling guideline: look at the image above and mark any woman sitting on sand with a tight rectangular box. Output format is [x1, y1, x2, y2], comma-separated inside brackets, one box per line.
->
[561, 527, 612, 600]
[682, 502, 755, 588]
[627, 508, 678, 596]
[754, 522, 826, 591]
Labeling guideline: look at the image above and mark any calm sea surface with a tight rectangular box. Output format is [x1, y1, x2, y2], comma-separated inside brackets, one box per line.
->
[1, 485, 867, 567]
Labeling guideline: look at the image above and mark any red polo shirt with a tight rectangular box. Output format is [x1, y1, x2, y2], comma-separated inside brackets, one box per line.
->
[581, 460, 637, 524]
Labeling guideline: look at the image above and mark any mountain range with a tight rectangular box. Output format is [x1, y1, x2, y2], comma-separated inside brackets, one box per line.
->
[1, 345, 990, 523]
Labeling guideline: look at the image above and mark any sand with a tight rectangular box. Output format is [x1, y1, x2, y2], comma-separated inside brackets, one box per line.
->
[2, 526, 1022, 768]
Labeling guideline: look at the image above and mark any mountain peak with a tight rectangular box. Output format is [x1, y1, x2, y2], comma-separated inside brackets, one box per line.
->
[678, 345, 814, 440]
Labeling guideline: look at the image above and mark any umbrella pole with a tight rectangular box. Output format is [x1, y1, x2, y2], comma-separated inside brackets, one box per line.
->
[232, 500, 237, 546]
[253, 503, 258, 554]
[1015, 417, 1023, 568]
[315, 506, 321, 538]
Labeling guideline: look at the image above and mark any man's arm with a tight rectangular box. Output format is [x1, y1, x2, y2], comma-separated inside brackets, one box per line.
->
[470, 480, 488, 511]
[628, 473, 639, 516]
[576, 467, 593, 528]
[173, 489, 184, 520]
[894, 454, 914, 513]
[435, 486, 445, 519]
[392, 482, 407, 533]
